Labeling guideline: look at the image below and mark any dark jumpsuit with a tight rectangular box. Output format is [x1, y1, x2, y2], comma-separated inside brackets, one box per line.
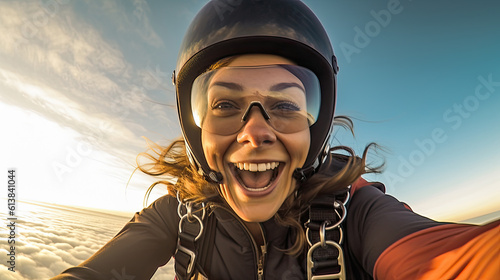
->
[52, 156, 500, 279]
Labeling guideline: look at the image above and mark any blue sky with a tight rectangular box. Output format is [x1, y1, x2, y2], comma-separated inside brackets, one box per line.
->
[1, 0, 499, 222]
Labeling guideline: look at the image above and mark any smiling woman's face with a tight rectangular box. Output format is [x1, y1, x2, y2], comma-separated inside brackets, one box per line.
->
[200, 54, 311, 222]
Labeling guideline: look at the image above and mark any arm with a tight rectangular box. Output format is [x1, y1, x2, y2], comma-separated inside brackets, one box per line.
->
[374, 219, 500, 279]
[347, 183, 500, 279]
[346, 184, 443, 277]
[51, 194, 180, 280]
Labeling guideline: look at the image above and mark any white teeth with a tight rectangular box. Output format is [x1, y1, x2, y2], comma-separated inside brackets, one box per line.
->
[249, 163, 258, 172]
[234, 162, 280, 172]
[258, 163, 266, 172]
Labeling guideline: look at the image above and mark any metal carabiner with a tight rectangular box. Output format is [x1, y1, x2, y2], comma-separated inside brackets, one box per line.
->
[178, 214, 204, 241]
[177, 192, 206, 221]
[325, 201, 346, 230]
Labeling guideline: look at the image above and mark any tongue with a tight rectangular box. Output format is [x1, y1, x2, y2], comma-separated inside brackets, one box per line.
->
[239, 170, 273, 189]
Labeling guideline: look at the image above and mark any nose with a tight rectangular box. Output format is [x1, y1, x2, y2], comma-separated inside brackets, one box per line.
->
[237, 106, 276, 147]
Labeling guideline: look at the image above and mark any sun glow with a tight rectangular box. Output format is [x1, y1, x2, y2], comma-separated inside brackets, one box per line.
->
[0, 101, 159, 214]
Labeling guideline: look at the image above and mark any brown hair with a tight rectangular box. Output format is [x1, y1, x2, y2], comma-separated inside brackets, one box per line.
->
[137, 138, 220, 205]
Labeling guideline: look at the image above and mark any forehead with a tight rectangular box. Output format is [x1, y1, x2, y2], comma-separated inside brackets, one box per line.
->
[208, 54, 301, 89]
[228, 54, 296, 67]
[209, 65, 303, 89]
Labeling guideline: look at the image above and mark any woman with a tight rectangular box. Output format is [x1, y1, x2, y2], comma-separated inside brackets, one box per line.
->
[54, 0, 499, 279]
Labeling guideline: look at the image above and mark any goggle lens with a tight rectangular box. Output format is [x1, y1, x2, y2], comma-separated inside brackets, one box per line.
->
[191, 65, 320, 135]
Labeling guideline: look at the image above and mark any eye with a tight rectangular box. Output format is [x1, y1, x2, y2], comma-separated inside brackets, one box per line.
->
[211, 100, 240, 116]
[271, 101, 301, 112]
[213, 101, 238, 110]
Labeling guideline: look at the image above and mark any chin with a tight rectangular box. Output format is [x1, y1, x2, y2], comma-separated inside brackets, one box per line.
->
[223, 190, 281, 222]
[236, 207, 277, 223]
[226, 181, 293, 223]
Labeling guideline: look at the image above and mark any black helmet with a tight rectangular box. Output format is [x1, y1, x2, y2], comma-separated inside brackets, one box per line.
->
[173, 0, 338, 183]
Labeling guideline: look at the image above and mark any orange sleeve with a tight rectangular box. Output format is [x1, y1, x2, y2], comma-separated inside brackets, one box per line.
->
[374, 220, 500, 280]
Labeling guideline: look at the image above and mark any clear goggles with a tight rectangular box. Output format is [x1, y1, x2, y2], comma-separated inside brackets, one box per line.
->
[191, 64, 321, 135]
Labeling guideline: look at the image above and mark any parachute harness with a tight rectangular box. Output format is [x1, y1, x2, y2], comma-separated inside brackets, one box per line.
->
[305, 188, 349, 280]
[175, 192, 206, 280]
[174, 188, 350, 280]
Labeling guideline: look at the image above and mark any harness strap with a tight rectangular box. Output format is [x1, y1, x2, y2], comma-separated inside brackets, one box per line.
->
[175, 216, 216, 280]
[305, 189, 349, 280]
[195, 211, 216, 278]
[174, 187, 350, 280]
[175, 229, 198, 280]
[174, 197, 207, 280]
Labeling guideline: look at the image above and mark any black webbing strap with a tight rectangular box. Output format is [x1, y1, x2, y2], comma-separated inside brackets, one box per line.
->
[305, 190, 348, 279]
[175, 199, 217, 280]
[175, 199, 206, 280]
[194, 212, 216, 278]
[175, 217, 201, 280]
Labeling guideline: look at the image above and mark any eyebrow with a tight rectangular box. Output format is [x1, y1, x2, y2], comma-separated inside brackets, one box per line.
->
[209, 81, 244, 91]
[270, 82, 305, 93]
[210, 81, 305, 93]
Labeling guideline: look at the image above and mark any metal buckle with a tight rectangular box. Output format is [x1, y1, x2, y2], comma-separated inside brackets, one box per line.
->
[307, 241, 346, 280]
[177, 243, 197, 274]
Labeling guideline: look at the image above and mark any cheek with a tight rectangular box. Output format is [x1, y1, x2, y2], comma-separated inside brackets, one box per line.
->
[285, 130, 310, 164]
[201, 132, 232, 171]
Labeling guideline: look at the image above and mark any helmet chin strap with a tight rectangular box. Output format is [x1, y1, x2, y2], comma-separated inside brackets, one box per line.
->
[293, 158, 320, 183]
[207, 170, 224, 184]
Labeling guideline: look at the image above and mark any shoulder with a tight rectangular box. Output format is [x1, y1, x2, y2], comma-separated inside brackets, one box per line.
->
[345, 182, 442, 274]
[350, 176, 385, 195]
[126, 194, 180, 236]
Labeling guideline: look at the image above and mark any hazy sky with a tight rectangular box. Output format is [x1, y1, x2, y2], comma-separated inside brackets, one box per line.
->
[1, 0, 499, 221]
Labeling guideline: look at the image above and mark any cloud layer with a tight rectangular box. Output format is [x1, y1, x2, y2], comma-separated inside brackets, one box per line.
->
[0, 200, 173, 279]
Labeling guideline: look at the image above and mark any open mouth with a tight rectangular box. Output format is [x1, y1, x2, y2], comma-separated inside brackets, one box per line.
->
[231, 161, 282, 193]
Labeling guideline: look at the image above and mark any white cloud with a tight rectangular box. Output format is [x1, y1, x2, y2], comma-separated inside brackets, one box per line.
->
[0, 1, 173, 156]
[31, 249, 65, 268]
[53, 243, 72, 250]
[0, 200, 174, 279]
[15, 255, 53, 279]
[0, 264, 23, 280]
